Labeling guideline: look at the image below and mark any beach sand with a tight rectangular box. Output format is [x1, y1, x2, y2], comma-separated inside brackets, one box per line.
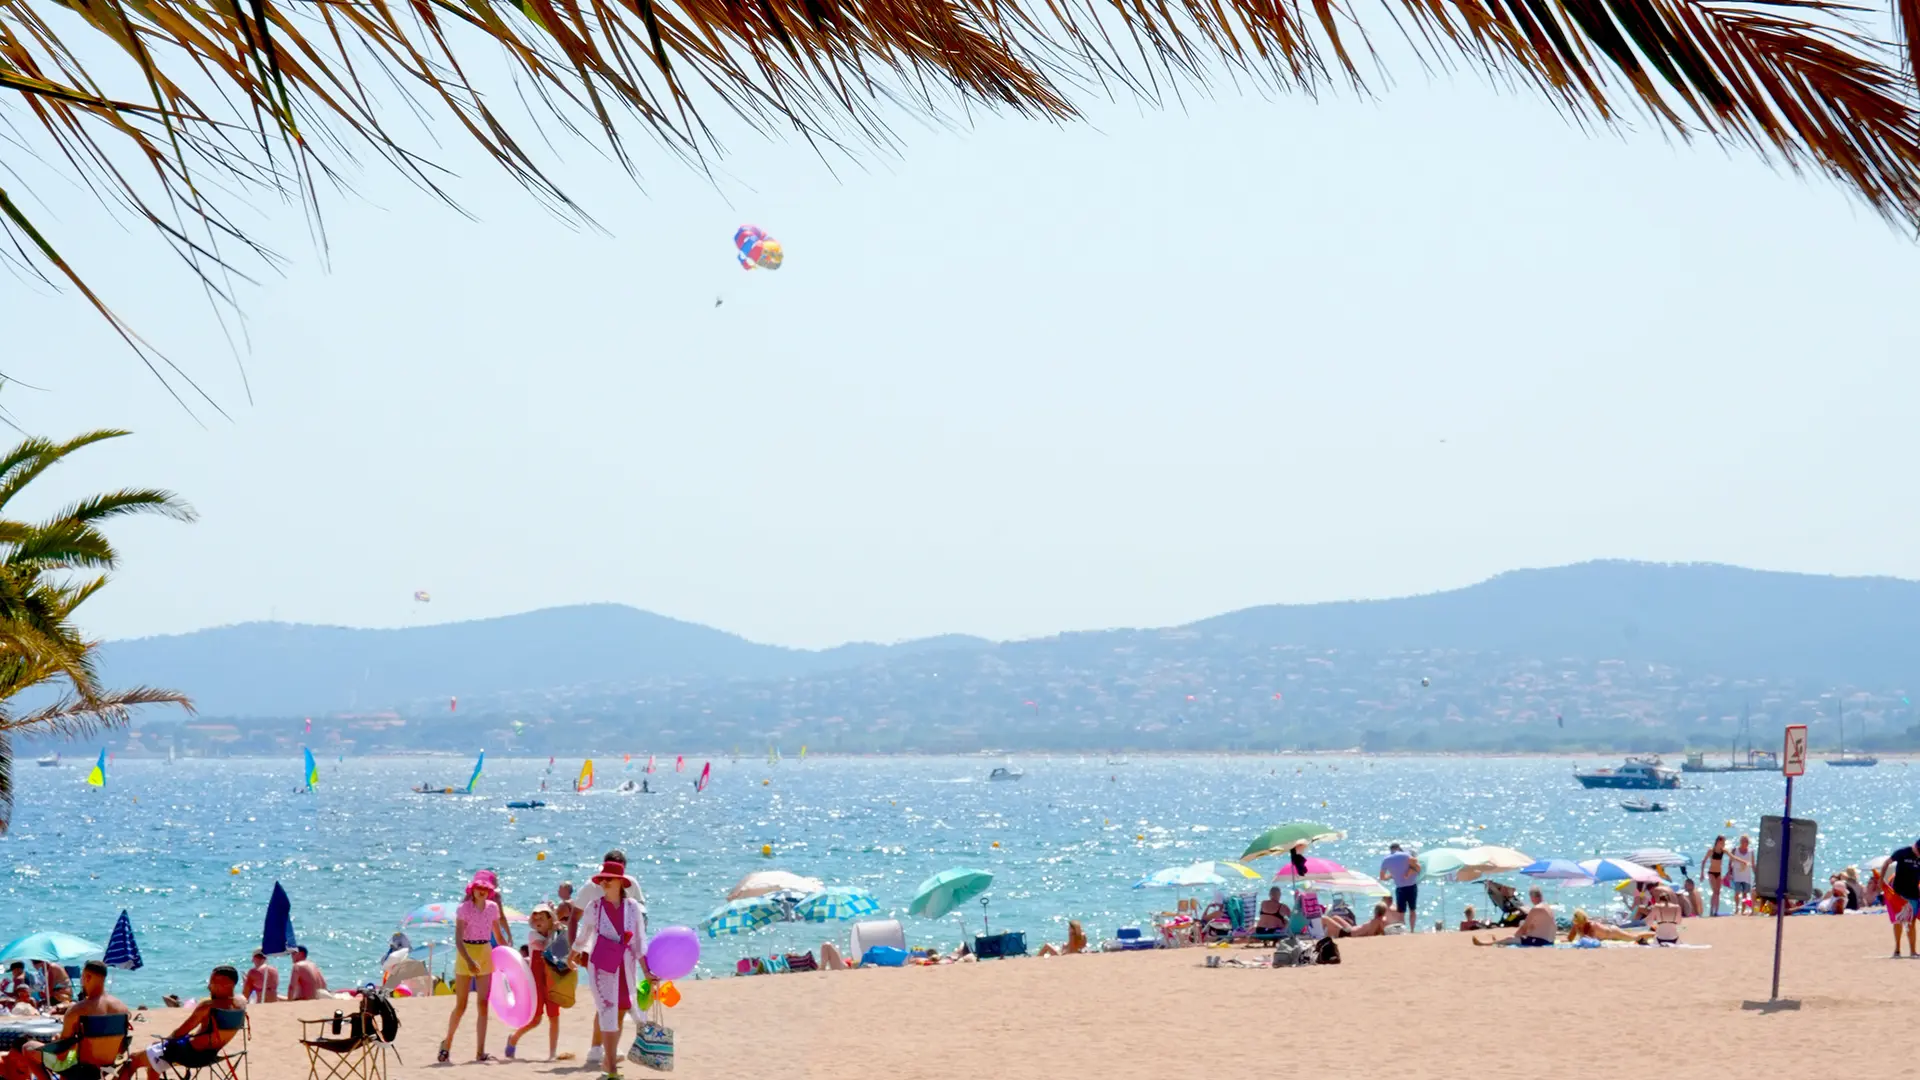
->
[117, 915, 1915, 1078]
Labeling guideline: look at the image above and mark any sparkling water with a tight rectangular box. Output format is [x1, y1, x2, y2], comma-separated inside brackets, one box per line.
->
[3, 754, 1912, 1001]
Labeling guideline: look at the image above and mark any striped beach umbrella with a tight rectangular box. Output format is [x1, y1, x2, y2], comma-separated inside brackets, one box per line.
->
[1578, 858, 1661, 885]
[700, 897, 783, 938]
[104, 911, 142, 972]
[792, 889, 880, 923]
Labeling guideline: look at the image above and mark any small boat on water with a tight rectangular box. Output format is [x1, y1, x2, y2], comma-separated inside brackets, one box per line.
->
[988, 766, 1023, 782]
[1621, 798, 1668, 813]
[35, 753, 59, 768]
[1574, 756, 1680, 790]
[506, 800, 546, 809]
[414, 751, 485, 795]
[1825, 696, 1879, 767]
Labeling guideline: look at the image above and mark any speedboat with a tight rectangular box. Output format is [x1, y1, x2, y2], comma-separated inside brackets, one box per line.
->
[988, 766, 1023, 782]
[35, 753, 59, 767]
[505, 800, 547, 809]
[1574, 756, 1679, 790]
[1620, 798, 1667, 812]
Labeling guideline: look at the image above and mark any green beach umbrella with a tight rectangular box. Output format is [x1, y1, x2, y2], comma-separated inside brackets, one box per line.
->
[0, 931, 105, 966]
[1418, 848, 1475, 879]
[700, 897, 784, 938]
[908, 868, 994, 920]
[1240, 822, 1345, 861]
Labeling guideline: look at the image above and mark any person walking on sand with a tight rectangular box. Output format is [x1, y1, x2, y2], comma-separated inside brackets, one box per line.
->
[439, 870, 513, 1064]
[1379, 843, 1422, 931]
[1728, 835, 1755, 914]
[572, 855, 649, 1079]
[1885, 839, 1920, 957]
[1701, 836, 1729, 916]
[505, 904, 565, 1061]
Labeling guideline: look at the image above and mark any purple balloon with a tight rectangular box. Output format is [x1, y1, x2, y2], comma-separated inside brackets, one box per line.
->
[646, 926, 700, 980]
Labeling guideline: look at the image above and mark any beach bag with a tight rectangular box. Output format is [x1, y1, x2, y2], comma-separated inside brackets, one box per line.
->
[545, 965, 578, 1008]
[1313, 938, 1341, 966]
[542, 930, 574, 975]
[627, 1006, 674, 1072]
[1272, 939, 1315, 968]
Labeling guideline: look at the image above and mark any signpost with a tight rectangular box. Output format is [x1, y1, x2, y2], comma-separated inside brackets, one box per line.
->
[1769, 724, 1808, 1003]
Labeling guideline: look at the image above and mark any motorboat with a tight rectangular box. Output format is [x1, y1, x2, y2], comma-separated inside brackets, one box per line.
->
[1620, 798, 1668, 813]
[506, 800, 547, 809]
[35, 753, 59, 767]
[988, 766, 1023, 782]
[1574, 756, 1679, 790]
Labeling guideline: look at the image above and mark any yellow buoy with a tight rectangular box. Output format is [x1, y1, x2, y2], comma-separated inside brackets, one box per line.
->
[1136, 834, 1145, 841]
[536, 852, 547, 861]
[1726, 820, 1735, 827]
[229, 867, 240, 875]
[991, 841, 1000, 848]
[508, 816, 516, 825]
[761, 844, 773, 857]
[762, 779, 770, 786]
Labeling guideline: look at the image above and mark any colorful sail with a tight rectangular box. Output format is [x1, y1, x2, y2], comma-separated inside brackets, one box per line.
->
[696, 761, 711, 793]
[646, 755, 655, 774]
[800, 745, 807, 762]
[465, 750, 485, 794]
[675, 755, 685, 773]
[85, 749, 106, 788]
[577, 759, 594, 792]
[303, 747, 318, 791]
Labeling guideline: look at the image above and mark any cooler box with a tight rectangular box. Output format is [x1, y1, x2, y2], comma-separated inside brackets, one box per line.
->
[973, 932, 1027, 959]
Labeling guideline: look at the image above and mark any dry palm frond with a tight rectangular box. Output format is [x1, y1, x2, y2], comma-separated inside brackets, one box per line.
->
[3, 0, 1919, 379]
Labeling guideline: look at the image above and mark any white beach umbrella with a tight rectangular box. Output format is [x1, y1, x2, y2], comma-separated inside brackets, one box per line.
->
[727, 870, 825, 901]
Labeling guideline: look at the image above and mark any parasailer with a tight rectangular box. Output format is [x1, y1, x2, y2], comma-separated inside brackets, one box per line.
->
[733, 225, 784, 271]
[413, 590, 431, 603]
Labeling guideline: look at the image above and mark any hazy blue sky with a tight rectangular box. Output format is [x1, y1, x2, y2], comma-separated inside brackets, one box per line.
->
[5, 50, 1918, 648]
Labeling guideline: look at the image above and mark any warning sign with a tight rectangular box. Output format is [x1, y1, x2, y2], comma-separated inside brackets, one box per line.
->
[1783, 724, 1808, 777]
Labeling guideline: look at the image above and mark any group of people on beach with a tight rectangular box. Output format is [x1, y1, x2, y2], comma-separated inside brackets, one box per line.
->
[0, 960, 246, 1080]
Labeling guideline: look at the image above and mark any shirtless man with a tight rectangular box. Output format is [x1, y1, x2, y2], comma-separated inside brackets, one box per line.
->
[1473, 888, 1555, 946]
[286, 947, 328, 1001]
[0, 960, 128, 1080]
[118, 967, 244, 1080]
[554, 881, 581, 943]
[241, 952, 278, 1004]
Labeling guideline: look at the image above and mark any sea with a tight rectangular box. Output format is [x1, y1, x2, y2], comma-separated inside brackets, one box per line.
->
[4, 753, 1916, 1001]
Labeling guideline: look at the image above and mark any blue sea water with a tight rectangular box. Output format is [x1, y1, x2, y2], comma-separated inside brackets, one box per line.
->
[3, 753, 1916, 1001]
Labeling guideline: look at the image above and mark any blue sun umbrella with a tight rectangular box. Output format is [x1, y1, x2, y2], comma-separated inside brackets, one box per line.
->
[1521, 859, 1594, 882]
[0, 932, 104, 967]
[701, 897, 783, 938]
[907, 868, 993, 920]
[103, 911, 142, 972]
[262, 881, 298, 957]
[792, 889, 880, 923]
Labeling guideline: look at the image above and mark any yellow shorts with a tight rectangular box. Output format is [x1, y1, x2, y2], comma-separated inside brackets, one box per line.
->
[455, 941, 494, 978]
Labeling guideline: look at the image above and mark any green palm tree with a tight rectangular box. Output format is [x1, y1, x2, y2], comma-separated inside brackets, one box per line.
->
[2, 0, 1918, 386]
[0, 430, 196, 834]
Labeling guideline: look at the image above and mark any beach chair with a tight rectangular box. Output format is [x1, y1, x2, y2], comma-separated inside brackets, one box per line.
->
[36, 1011, 132, 1079]
[161, 1006, 249, 1080]
[298, 1002, 392, 1080]
[785, 952, 818, 973]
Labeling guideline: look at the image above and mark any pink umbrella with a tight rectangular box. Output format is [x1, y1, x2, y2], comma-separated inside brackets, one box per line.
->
[1272, 857, 1350, 881]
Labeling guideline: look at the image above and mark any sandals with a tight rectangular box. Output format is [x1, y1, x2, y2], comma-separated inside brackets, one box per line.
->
[503, 1044, 517, 1060]
[437, 1043, 450, 1064]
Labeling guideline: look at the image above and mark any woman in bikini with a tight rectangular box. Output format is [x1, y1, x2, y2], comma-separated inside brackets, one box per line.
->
[572, 857, 649, 1080]
[1701, 836, 1729, 917]
[439, 870, 512, 1064]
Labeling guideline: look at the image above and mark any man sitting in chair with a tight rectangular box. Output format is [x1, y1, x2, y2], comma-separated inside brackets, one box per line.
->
[0, 960, 129, 1080]
[116, 966, 245, 1080]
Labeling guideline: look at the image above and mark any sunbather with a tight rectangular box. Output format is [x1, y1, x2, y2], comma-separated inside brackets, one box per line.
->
[1330, 903, 1391, 938]
[1457, 905, 1485, 931]
[1567, 909, 1652, 944]
[1472, 889, 1555, 946]
[1254, 889, 1291, 935]
[0, 961, 126, 1080]
[819, 942, 849, 970]
[116, 966, 243, 1080]
[1038, 922, 1087, 957]
[1649, 887, 1684, 943]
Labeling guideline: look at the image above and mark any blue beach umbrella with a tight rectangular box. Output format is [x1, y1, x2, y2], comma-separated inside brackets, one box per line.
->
[103, 911, 143, 972]
[1578, 858, 1660, 885]
[701, 897, 783, 938]
[0, 932, 104, 966]
[262, 881, 298, 957]
[908, 868, 994, 920]
[1521, 859, 1594, 882]
[791, 889, 880, 924]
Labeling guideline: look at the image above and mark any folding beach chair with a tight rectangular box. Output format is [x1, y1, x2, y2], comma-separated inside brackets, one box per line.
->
[35, 1011, 132, 1080]
[1483, 880, 1527, 928]
[162, 1006, 249, 1080]
[298, 1004, 393, 1080]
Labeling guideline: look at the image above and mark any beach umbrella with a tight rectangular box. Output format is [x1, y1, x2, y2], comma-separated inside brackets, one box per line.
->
[1270, 857, 1350, 882]
[726, 871, 825, 901]
[103, 911, 142, 972]
[908, 868, 994, 920]
[1521, 859, 1595, 882]
[1311, 870, 1392, 898]
[262, 881, 298, 957]
[1240, 823, 1345, 861]
[399, 903, 457, 929]
[1417, 848, 1475, 879]
[1450, 846, 1535, 882]
[1135, 861, 1263, 889]
[1620, 848, 1690, 869]
[700, 897, 783, 938]
[791, 889, 881, 923]
[1578, 858, 1661, 885]
[0, 932, 104, 966]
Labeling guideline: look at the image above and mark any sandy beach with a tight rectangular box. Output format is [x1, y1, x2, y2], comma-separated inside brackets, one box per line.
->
[110, 914, 1915, 1079]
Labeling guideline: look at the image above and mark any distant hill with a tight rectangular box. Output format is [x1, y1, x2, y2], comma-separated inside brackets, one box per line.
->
[91, 561, 1920, 720]
[95, 604, 992, 716]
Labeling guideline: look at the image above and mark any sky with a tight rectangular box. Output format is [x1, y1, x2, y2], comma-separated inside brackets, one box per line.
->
[4, 33, 1919, 649]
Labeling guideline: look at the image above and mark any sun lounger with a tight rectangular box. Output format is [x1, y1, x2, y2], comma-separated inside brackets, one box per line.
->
[1114, 927, 1157, 951]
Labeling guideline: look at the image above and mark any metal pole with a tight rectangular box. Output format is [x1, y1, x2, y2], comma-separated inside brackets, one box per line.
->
[1770, 774, 1794, 1001]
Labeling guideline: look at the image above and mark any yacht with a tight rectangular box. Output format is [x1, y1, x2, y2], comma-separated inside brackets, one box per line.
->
[1825, 696, 1878, 767]
[35, 752, 59, 768]
[1682, 705, 1778, 772]
[1574, 756, 1680, 790]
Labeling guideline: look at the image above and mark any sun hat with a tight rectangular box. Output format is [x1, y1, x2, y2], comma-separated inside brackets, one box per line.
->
[469, 869, 499, 896]
[530, 902, 555, 918]
[592, 860, 637, 890]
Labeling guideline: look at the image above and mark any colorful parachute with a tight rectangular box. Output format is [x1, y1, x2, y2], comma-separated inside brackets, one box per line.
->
[734, 225, 784, 271]
[413, 590, 431, 603]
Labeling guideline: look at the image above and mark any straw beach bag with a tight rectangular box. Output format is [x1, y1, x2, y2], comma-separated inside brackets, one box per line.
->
[627, 1005, 674, 1072]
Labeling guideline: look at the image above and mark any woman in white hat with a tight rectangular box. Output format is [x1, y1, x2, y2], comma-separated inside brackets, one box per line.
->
[572, 853, 649, 1076]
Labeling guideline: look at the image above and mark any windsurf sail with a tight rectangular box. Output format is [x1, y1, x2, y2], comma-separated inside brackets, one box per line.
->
[577, 759, 594, 792]
[696, 761, 711, 793]
[85, 749, 106, 788]
[767, 746, 777, 765]
[800, 745, 807, 762]
[646, 755, 655, 774]
[465, 750, 485, 794]
[303, 747, 318, 791]
[675, 755, 685, 773]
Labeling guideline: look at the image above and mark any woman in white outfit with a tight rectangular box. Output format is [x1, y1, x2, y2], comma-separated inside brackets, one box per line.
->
[572, 854, 649, 1077]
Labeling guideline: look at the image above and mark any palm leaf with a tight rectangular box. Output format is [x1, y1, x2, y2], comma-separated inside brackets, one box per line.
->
[3, 0, 1918, 386]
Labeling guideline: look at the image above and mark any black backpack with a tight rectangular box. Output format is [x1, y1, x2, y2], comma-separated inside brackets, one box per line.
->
[1313, 937, 1341, 965]
[360, 988, 401, 1044]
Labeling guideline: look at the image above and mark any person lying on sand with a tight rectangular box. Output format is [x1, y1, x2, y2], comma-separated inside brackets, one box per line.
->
[116, 966, 244, 1080]
[1473, 889, 1555, 947]
[1326, 903, 1391, 939]
[1038, 922, 1087, 957]
[1567, 909, 1652, 944]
